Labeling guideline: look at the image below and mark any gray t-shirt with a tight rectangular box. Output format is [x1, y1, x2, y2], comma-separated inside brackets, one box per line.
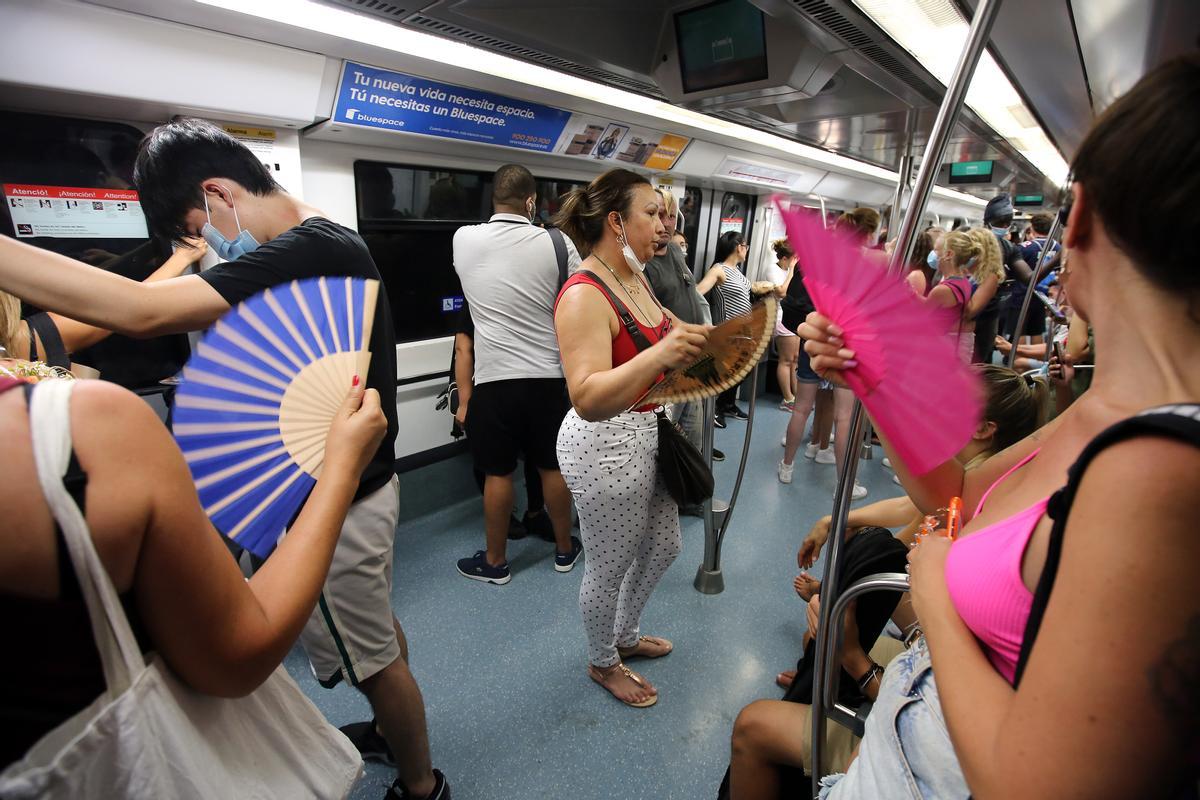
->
[644, 242, 710, 325]
[453, 213, 581, 384]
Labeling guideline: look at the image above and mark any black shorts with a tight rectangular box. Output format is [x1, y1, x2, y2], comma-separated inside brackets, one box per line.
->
[466, 378, 570, 476]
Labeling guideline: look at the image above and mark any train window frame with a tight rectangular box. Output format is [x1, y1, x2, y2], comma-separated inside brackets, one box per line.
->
[0, 109, 190, 388]
[352, 160, 586, 345]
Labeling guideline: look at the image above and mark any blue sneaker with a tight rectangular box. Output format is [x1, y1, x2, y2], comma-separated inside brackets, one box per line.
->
[554, 536, 584, 573]
[456, 551, 511, 585]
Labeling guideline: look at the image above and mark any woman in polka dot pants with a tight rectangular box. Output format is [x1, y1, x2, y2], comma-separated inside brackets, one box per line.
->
[551, 169, 710, 706]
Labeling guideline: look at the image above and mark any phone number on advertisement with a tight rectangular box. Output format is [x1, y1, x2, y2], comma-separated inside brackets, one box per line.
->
[511, 133, 552, 146]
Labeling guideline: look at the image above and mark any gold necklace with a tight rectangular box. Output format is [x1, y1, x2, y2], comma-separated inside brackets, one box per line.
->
[595, 254, 655, 323]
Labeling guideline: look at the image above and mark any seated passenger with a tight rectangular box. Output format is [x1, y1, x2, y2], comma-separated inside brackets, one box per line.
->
[0, 374, 384, 773]
[725, 366, 1045, 800]
[552, 168, 710, 707]
[0, 238, 206, 375]
[799, 54, 1200, 799]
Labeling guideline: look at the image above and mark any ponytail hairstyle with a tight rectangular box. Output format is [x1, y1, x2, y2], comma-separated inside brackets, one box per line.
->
[772, 237, 795, 260]
[941, 230, 984, 273]
[714, 230, 746, 264]
[552, 168, 651, 257]
[976, 364, 1048, 452]
[964, 227, 1004, 283]
[833, 207, 881, 245]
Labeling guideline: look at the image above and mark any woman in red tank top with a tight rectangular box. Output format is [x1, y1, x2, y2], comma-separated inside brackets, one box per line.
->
[552, 169, 710, 708]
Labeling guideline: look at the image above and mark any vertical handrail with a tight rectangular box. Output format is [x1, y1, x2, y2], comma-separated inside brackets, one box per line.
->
[713, 363, 760, 565]
[1006, 208, 1065, 368]
[809, 0, 1005, 795]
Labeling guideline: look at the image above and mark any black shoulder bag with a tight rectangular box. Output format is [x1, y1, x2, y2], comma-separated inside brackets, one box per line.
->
[1013, 404, 1200, 687]
[578, 270, 714, 507]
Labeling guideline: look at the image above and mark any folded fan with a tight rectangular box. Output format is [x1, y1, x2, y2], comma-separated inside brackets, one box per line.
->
[633, 295, 777, 406]
[776, 201, 982, 474]
[173, 276, 379, 558]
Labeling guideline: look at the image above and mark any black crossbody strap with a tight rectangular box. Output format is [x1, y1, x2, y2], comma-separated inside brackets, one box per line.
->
[577, 270, 654, 352]
[1013, 404, 1200, 687]
[547, 227, 569, 290]
[25, 312, 71, 369]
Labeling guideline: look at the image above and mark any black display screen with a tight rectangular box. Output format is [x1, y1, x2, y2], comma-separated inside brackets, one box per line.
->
[676, 0, 769, 94]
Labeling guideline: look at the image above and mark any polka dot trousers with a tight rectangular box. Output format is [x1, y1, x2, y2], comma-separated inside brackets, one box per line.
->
[557, 409, 683, 668]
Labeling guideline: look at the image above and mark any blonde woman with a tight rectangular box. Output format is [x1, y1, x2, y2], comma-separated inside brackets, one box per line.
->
[0, 239, 206, 371]
[926, 230, 984, 363]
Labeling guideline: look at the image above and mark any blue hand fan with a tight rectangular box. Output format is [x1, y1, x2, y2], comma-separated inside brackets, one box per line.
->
[173, 276, 379, 557]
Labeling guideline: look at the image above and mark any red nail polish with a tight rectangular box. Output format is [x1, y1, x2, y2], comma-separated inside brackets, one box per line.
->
[352, 375, 360, 387]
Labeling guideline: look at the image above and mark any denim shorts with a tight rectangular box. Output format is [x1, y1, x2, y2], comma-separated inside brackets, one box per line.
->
[818, 638, 970, 799]
[796, 344, 822, 384]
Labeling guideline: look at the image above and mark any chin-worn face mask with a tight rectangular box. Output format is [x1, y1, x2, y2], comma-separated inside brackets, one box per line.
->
[201, 189, 260, 262]
[618, 216, 646, 273]
[927, 249, 939, 271]
[990, 225, 1009, 237]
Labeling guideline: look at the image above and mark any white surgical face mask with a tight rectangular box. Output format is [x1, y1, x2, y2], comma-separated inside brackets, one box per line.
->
[618, 216, 645, 273]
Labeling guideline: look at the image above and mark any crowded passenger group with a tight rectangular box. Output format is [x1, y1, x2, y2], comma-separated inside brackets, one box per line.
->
[0, 52, 1196, 800]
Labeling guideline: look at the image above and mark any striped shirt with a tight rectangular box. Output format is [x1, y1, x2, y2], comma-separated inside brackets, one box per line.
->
[715, 264, 753, 321]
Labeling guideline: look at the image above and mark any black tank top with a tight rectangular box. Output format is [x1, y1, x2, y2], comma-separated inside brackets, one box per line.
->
[0, 379, 149, 767]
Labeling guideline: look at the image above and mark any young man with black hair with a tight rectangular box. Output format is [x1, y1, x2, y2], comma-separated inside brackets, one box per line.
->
[0, 118, 448, 800]
[452, 164, 582, 585]
[979, 193, 1033, 364]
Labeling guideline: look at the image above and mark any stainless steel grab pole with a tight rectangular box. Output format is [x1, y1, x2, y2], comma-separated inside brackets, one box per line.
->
[1006, 208, 1065, 369]
[810, 0, 1004, 795]
[712, 363, 760, 567]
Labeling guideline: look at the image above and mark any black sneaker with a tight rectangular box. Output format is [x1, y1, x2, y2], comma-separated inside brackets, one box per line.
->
[725, 405, 749, 420]
[456, 551, 512, 585]
[506, 513, 527, 540]
[714, 414, 727, 429]
[523, 508, 555, 542]
[712, 448, 725, 462]
[554, 536, 584, 572]
[338, 718, 396, 768]
[386, 769, 450, 800]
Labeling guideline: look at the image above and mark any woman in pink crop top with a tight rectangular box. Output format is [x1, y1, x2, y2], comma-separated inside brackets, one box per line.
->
[798, 56, 1200, 799]
[552, 169, 710, 709]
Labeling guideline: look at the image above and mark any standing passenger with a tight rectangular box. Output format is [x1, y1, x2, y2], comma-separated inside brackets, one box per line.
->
[711, 230, 755, 425]
[0, 119, 448, 800]
[452, 164, 583, 584]
[553, 169, 711, 707]
[643, 186, 728, 495]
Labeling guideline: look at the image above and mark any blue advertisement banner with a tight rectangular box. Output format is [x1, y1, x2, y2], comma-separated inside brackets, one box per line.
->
[335, 62, 572, 152]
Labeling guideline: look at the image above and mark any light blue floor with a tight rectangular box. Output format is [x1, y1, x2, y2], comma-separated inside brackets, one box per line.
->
[285, 397, 904, 800]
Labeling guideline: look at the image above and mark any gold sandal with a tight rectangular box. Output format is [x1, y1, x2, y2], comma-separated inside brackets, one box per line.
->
[616, 635, 673, 660]
[588, 663, 657, 708]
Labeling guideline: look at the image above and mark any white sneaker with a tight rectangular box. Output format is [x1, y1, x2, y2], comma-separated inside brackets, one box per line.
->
[852, 483, 868, 500]
[893, 474, 902, 485]
[778, 460, 794, 484]
[882, 457, 893, 470]
[815, 448, 836, 464]
[804, 442, 819, 459]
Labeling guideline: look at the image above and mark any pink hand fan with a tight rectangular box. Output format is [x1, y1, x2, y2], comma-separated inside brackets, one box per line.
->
[776, 200, 982, 474]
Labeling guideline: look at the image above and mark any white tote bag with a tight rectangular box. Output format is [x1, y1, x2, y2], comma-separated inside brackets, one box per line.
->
[0, 380, 363, 799]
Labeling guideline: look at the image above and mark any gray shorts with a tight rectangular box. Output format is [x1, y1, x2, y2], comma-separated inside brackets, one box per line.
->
[299, 475, 402, 688]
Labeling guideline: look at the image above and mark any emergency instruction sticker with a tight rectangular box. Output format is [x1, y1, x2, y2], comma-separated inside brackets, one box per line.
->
[4, 184, 148, 239]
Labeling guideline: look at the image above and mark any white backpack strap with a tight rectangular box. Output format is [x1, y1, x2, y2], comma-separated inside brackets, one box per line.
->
[28, 380, 143, 696]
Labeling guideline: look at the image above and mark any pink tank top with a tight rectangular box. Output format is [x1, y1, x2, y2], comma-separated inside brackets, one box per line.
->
[944, 450, 1049, 684]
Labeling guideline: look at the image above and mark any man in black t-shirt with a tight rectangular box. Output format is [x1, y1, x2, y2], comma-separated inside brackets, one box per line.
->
[0, 119, 447, 800]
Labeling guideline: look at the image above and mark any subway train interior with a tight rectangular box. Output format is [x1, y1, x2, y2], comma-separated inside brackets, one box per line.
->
[0, 0, 1197, 799]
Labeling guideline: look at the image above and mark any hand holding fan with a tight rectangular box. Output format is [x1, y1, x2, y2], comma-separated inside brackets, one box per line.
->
[633, 295, 777, 406]
[173, 276, 379, 558]
[776, 201, 981, 474]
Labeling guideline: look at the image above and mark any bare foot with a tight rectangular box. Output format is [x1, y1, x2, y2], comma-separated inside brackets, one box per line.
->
[776, 670, 797, 689]
[588, 663, 657, 707]
[617, 635, 673, 660]
[794, 572, 821, 602]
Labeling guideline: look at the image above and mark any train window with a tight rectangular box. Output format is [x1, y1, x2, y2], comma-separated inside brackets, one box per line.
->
[0, 110, 189, 388]
[354, 161, 585, 344]
[680, 186, 703, 271]
[718, 191, 755, 270]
